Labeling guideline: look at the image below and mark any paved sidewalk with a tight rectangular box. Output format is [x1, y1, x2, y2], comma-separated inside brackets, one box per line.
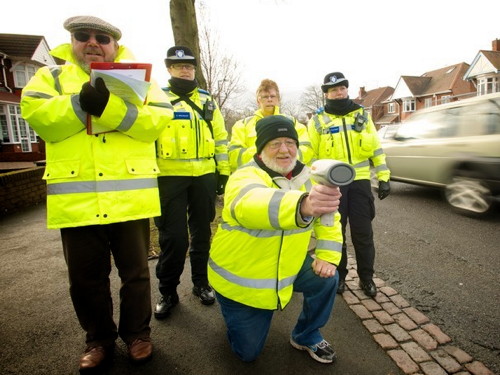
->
[0, 205, 494, 375]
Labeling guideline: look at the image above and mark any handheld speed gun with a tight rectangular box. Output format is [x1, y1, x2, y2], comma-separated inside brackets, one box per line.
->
[310, 160, 356, 226]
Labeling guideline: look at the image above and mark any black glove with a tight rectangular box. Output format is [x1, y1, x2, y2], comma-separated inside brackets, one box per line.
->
[79, 77, 110, 117]
[378, 181, 391, 200]
[216, 174, 229, 195]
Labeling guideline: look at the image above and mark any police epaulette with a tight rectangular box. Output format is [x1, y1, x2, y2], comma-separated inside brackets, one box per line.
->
[316, 106, 325, 114]
[198, 88, 210, 95]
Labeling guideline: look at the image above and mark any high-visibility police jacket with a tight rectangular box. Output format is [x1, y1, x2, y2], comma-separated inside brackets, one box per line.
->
[208, 158, 343, 310]
[307, 107, 390, 182]
[20, 43, 173, 229]
[156, 87, 230, 177]
[228, 107, 314, 172]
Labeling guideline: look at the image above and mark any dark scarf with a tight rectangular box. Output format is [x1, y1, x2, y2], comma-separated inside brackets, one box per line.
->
[324, 97, 361, 116]
[168, 77, 198, 96]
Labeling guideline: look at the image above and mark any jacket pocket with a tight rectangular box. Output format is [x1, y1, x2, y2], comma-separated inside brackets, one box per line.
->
[125, 159, 160, 175]
[358, 133, 376, 158]
[43, 160, 80, 180]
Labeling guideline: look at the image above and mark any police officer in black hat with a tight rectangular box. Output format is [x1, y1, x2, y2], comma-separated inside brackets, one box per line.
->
[153, 46, 230, 318]
[307, 71, 392, 297]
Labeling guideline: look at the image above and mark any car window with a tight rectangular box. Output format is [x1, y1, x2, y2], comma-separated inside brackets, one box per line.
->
[457, 99, 500, 136]
[396, 112, 444, 139]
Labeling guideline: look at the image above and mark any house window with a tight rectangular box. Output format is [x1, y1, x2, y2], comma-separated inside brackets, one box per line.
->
[403, 98, 416, 113]
[478, 77, 500, 96]
[13, 63, 37, 88]
[388, 102, 395, 113]
[441, 96, 451, 104]
[1, 104, 36, 151]
[0, 105, 9, 143]
[424, 98, 433, 108]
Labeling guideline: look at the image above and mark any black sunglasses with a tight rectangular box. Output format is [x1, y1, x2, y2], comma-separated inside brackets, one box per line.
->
[73, 31, 112, 45]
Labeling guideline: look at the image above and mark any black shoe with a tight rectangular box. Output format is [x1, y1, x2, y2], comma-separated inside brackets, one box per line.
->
[192, 285, 215, 305]
[337, 279, 346, 294]
[154, 293, 179, 319]
[359, 279, 377, 297]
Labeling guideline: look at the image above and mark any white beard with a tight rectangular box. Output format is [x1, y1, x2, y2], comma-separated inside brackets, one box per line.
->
[261, 153, 297, 175]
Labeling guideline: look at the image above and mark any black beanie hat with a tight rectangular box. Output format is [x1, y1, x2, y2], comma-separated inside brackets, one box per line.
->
[165, 46, 197, 68]
[321, 72, 349, 93]
[255, 115, 299, 154]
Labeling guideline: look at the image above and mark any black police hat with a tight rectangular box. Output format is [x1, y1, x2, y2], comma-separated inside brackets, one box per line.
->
[165, 46, 197, 68]
[321, 72, 349, 93]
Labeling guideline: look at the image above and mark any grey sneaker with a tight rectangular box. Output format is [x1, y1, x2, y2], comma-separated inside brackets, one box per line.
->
[290, 337, 336, 363]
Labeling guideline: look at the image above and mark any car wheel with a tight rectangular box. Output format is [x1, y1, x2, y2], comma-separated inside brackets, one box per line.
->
[444, 177, 493, 217]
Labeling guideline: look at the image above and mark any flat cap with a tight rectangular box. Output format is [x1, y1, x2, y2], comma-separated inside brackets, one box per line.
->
[64, 15, 122, 41]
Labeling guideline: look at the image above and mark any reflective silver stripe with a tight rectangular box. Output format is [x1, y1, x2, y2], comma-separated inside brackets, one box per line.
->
[374, 164, 389, 172]
[49, 66, 62, 95]
[299, 140, 312, 147]
[313, 116, 322, 134]
[268, 190, 285, 229]
[373, 148, 384, 156]
[162, 158, 215, 162]
[228, 144, 241, 152]
[215, 153, 228, 162]
[230, 183, 265, 220]
[47, 178, 158, 195]
[237, 148, 247, 167]
[148, 101, 173, 109]
[216, 139, 228, 146]
[22, 91, 53, 99]
[316, 239, 343, 252]
[116, 102, 138, 132]
[219, 221, 309, 237]
[278, 275, 296, 290]
[71, 94, 87, 125]
[353, 160, 370, 169]
[209, 258, 276, 289]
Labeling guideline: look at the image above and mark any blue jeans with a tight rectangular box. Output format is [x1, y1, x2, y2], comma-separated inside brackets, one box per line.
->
[216, 255, 338, 362]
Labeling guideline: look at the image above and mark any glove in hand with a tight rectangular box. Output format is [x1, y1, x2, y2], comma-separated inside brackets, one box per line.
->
[79, 77, 110, 117]
[216, 174, 229, 195]
[378, 181, 391, 200]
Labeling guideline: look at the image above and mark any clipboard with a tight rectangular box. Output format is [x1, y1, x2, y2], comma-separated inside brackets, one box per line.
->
[86, 62, 153, 135]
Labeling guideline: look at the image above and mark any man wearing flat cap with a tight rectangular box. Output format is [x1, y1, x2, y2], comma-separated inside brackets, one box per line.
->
[153, 45, 230, 319]
[307, 72, 391, 298]
[21, 15, 173, 371]
[208, 115, 343, 364]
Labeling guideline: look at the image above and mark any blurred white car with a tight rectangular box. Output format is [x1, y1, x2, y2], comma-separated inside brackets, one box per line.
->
[383, 93, 500, 217]
[377, 124, 401, 143]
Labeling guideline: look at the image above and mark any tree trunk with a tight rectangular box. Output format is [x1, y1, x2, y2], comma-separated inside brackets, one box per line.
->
[169, 0, 207, 89]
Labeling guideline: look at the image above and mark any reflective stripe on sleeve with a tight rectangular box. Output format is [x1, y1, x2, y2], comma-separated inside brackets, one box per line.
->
[315, 239, 343, 253]
[116, 102, 138, 132]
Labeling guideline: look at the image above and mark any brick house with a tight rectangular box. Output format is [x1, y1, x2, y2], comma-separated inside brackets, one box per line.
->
[354, 86, 395, 129]
[463, 39, 500, 95]
[387, 62, 476, 123]
[0, 33, 62, 167]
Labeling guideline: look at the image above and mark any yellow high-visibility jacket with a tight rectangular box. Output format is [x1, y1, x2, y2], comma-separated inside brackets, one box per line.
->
[20, 43, 173, 229]
[307, 107, 390, 182]
[208, 158, 342, 310]
[156, 87, 230, 177]
[228, 108, 314, 172]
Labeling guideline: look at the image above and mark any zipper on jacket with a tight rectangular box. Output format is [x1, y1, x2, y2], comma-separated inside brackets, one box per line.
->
[342, 118, 353, 164]
[276, 230, 285, 310]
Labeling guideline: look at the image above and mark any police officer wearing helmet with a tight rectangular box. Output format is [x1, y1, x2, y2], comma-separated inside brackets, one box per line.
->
[307, 72, 391, 297]
[154, 46, 230, 318]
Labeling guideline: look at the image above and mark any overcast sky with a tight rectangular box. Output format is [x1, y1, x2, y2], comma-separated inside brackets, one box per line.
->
[3, 0, 499, 102]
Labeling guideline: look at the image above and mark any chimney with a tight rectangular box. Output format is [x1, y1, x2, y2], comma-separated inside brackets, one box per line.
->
[492, 39, 500, 52]
[358, 86, 367, 99]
